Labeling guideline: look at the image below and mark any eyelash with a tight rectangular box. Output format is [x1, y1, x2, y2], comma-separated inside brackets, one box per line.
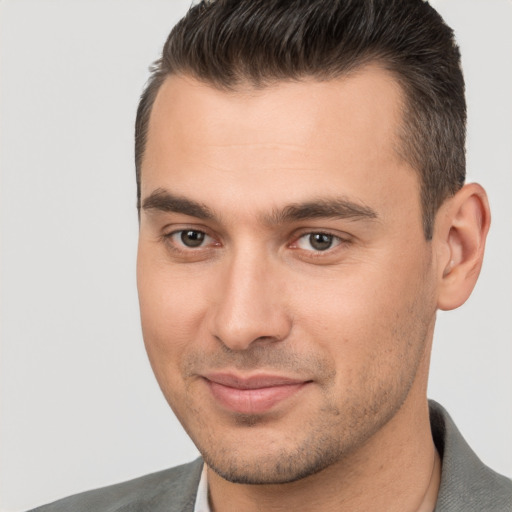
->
[163, 229, 219, 252]
[161, 229, 350, 257]
[291, 232, 344, 252]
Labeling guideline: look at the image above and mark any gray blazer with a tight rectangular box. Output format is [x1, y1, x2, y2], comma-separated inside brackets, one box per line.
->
[29, 401, 512, 511]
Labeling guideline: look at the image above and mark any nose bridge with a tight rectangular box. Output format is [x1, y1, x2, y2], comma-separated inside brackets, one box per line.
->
[210, 243, 290, 351]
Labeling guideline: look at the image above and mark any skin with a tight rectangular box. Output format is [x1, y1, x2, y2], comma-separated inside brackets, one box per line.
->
[137, 66, 490, 511]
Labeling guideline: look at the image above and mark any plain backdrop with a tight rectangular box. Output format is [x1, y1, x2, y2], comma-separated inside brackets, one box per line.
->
[0, 0, 511, 510]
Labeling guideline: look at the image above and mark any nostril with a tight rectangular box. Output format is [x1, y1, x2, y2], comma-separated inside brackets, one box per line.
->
[214, 334, 283, 353]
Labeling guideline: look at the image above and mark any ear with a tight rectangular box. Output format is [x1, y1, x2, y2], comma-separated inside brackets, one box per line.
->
[434, 183, 491, 311]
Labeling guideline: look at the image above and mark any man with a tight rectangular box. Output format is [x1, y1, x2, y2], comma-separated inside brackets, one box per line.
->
[29, 0, 512, 510]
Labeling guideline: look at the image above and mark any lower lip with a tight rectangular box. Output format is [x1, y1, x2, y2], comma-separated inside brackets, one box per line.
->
[206, 380, 307, 415]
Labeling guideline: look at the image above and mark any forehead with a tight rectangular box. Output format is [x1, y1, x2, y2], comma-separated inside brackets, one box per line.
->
[145, 66, 405, 156]
[141, 66, 418, 222]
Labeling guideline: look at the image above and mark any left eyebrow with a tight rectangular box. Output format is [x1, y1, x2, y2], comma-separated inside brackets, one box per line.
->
[264, 198, 378, 225]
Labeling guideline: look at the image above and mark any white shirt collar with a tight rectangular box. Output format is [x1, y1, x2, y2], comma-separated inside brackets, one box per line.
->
[193, 464, 211, 512]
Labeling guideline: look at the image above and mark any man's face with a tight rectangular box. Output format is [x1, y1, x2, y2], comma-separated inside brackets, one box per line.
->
[137, 67, 438, 484]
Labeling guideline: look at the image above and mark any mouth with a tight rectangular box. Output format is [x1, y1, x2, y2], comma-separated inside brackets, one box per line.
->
[202, 372, 311, 415]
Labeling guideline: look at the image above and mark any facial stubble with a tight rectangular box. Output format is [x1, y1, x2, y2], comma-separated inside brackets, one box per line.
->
[170, 315, 432, 486]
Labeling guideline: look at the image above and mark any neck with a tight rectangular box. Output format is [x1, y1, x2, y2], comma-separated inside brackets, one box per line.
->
[207, 385, 440, 512]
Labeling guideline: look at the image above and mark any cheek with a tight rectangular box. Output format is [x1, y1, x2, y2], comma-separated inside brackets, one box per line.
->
[292, 253, 434, 368]
[137, 251, 211, 382]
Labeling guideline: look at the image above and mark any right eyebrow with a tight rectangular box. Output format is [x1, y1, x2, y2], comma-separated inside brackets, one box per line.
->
[141, 188, 214, 220]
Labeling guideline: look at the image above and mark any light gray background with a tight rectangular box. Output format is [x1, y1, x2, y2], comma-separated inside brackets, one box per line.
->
[0, 1, 510, 510]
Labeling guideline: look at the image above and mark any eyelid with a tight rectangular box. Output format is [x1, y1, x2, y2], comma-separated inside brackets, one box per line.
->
[171, 230, 212, 247]
[160, 225, 351, 257]
[288, 230, 352, 253]
[296, 233, 341, 251]
[162, 226, 221, 252]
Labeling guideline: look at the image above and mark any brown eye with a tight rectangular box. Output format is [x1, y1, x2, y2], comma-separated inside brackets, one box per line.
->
[179, 230, 206, 248]
[309, 233, 333, 251]
[295, 232, 341, 252]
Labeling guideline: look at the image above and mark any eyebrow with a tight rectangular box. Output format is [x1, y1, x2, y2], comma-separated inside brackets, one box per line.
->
[264, 198, 378, 225]
[141, 188, 378, 224]
[142, 188, 214, 220]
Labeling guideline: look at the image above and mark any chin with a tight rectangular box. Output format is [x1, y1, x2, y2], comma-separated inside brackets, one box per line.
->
[198, 432, 346, 485]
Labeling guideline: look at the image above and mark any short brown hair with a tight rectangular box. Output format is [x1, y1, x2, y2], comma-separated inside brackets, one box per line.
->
[135, 0, 466, 239]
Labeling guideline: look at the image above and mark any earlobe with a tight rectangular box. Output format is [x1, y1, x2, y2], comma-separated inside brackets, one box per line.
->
[435, 183, 491, 311]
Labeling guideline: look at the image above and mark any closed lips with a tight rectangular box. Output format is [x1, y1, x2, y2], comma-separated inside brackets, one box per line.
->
[203, 373, 311, 414]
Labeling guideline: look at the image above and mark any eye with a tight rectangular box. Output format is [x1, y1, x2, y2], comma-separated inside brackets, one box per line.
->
[295, 232, 341, 251]
[169, 229, 213, 249]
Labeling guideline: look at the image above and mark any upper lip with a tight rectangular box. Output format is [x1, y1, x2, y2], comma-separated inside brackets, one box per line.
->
[203, 372, 308, 389]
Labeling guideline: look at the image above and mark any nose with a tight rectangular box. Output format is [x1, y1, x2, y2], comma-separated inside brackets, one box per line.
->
[209, 249, 292, 351]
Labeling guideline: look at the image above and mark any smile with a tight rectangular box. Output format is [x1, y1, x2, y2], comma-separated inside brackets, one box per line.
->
[203, 373, 311, 415]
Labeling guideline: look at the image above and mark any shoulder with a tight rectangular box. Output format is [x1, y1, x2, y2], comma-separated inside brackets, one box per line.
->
[430, 401, 512, 512]
[27, 458, 203, 512]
